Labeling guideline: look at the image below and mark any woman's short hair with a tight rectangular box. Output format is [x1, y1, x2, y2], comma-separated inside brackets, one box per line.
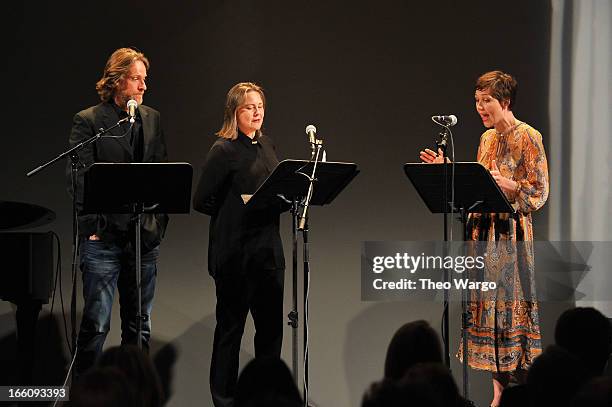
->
[95, 47, 149, 102]
[475, 70, 518, 109]
[217, 82, 266, 140]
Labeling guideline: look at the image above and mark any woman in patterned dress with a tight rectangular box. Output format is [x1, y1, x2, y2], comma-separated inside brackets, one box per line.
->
[420, 70, 549, 407]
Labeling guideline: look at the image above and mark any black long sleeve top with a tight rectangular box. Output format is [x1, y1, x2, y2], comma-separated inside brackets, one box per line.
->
[193, 132, 285, 277]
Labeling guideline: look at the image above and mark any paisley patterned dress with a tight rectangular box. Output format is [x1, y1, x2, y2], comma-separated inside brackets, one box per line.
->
[457, 121, 549, 372]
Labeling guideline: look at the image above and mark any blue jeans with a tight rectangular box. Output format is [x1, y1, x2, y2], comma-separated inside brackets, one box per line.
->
[75, 239, 159, 375]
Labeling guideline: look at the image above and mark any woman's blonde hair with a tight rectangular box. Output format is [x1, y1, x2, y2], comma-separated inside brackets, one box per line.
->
[217, 82, 265, 140]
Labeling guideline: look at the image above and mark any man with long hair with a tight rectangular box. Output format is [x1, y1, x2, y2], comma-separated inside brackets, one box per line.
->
[67, 47, 168, 377]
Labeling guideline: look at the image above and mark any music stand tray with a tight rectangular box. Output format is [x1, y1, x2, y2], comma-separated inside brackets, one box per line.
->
[404, 162, 515, 214]
[247, 159, 359, 209]
[83, 162, 193, 214]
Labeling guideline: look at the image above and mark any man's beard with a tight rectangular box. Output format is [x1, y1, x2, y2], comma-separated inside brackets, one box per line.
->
[115, 92, 142, 107]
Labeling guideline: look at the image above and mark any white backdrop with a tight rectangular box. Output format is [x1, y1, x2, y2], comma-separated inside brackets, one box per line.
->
[549, 0, 612, 314]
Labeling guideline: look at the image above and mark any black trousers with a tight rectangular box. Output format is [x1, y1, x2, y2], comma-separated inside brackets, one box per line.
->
[210, 267, 284, 407]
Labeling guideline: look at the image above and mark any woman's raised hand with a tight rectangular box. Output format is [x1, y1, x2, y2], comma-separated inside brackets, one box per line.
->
[419, 148, 446, 163]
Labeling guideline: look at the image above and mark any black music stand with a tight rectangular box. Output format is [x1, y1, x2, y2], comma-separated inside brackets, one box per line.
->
[83, 162, 193, 349]
[247, 159, 358, 209]
[248, 159, 359, 404]
[404, 162, 515, 399]
[404, 162, 515, 215]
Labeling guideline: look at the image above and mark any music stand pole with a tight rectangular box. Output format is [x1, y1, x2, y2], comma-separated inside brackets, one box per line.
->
[460, 207, 470, 399]
[302, 215, 310, 405]
[288, 199, 299, 380]
[135, 204, 143, 349]
[436, 128, 451, 369]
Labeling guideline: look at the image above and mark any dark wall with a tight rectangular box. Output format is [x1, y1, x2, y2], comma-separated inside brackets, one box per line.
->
[3, 0, 552, 236]
[1, 1, 552, 406]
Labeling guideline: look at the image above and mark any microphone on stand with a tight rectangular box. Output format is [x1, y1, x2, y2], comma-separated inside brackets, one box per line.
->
[431, 115, 458, 127]
[305, 124, 317, 144]
[305, 124, 317, 157]
[127, 99, 138, 123]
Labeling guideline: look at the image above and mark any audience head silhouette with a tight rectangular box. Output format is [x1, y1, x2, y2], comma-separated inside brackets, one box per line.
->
[97, 345, 164, 407]
[555, 306, 612, 375]
[70, 366, 136, 407]
[527, 344, 591, 407]
[384, 320, 442, 380]
[363, 363, 463, 407]
[234, 357, 302, 407]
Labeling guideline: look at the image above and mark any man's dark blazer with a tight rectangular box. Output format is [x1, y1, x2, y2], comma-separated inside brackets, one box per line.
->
[67, 101, 168, 250]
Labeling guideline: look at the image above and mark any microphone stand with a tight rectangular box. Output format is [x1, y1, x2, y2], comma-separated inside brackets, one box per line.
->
[27, 117, 131, 380]
[296, 139, 323, 407]
[434, 124, 471, 400]
[298, 141, 322, 231]
[434, 127, 451, 369]
[27, 118, 130, 178]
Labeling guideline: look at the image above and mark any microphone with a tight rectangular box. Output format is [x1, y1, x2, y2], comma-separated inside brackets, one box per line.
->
[127, 99, 138, 123]
[305, 124, 317, 145]
[431, 115, 457, 126]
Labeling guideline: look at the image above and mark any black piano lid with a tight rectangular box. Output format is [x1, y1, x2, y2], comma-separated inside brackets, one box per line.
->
[0, 201, 56, 230]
